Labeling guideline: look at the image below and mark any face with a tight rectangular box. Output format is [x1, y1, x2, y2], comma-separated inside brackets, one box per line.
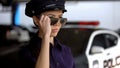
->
[35, 10, 65, 37]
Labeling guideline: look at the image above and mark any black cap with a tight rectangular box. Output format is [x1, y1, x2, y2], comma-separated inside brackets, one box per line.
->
[25, 0, 67, 17]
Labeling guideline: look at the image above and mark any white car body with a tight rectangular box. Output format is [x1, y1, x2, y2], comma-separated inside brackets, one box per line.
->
[86, 30, 120, 68]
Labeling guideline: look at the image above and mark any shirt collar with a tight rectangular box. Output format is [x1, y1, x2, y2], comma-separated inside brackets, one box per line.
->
[52, 37, 63, 51]
[32, 33, 63, 51]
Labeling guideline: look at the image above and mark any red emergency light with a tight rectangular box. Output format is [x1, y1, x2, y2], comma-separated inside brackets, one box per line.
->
[79, 21, 99, 26]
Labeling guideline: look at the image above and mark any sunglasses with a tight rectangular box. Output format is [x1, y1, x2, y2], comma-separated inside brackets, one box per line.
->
[36, 15, 67, 25]
[50, 17, 67, 25]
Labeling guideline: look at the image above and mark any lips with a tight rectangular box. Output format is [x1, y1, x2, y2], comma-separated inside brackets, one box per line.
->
[52, 29, 59, 33]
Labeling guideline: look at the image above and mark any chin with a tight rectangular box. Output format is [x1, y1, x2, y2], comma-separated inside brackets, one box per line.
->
[50, 33, 58, 37]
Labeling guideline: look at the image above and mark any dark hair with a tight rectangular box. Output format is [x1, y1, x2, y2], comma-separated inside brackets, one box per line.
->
[25, 0, 67, 17]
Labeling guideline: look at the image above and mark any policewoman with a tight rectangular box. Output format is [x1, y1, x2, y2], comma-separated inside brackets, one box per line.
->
[19, 0, 75, 68]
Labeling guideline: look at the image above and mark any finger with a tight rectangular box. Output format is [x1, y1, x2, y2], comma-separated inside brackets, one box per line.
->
[46, 16, 51, 24]
[39, 15, 44, 24]
[43, 16, 49, 24]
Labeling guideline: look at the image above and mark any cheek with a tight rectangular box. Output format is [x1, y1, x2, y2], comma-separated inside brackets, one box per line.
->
[51, 24, 62, 29]
[58, 25, 62, 30]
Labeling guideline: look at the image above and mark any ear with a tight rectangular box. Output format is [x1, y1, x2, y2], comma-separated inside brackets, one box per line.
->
[33, 16, 39, 26]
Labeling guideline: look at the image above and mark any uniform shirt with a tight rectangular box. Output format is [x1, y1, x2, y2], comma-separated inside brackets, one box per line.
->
[19, 34, 75, 68]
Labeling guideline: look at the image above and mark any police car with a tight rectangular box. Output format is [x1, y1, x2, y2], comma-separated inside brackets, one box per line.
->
[57, 23, 120, 68]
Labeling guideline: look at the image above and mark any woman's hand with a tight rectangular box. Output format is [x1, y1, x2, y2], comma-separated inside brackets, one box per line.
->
[37, 15, 51, 38]
[35, 15, 51, 68]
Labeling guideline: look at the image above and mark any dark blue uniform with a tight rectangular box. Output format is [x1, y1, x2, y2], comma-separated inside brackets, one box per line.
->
[19, 34, 75, 68]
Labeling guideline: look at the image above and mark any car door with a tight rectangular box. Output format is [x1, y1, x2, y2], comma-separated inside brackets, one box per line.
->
[86, 30, 120, 68]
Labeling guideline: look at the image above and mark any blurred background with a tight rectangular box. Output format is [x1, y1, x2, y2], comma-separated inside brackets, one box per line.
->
[1, 0, 120, 30]
[0, 0, 120, 68]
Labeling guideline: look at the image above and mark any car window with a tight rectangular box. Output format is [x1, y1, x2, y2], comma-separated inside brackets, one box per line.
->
[105, 34, 118, 47]
[90, 34, 118, 54]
